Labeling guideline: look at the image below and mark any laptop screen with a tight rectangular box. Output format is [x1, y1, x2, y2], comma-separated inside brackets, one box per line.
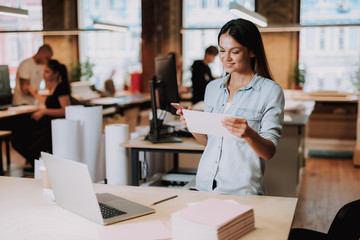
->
[0, 65, 12, 104]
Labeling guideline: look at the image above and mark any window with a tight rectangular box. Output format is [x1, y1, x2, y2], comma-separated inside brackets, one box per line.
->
[339, 28, 344, 50]
[182, 0, 255, 87]
[319, 29, 326, 50]
[300, 0, 360, 92]
[78, 0, 142, 90]
[0, 0, 43, 88]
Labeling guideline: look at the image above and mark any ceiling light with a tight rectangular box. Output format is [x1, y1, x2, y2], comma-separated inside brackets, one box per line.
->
[0, 5, 28, 18]
[229, 2, 267, 27]
[93, 21, 128, 32]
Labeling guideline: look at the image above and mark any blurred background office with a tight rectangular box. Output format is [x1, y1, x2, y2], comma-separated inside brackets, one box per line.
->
[0, 0, 360, 235]
[0, 0, 359, 95]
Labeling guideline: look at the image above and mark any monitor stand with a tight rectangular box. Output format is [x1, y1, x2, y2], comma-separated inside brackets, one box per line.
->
[147, 78, 183, 144]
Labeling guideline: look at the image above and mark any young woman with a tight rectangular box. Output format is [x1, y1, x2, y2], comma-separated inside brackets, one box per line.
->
[12, 60, 71, 170]
[29, 59, 71, 120]
[178, 18, 284, 195]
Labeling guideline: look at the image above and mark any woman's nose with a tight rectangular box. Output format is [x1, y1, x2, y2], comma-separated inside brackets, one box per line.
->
[225, 52, 231, 61]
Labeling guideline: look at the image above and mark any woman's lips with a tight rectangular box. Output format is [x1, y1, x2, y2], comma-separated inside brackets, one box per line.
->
[224, 62, 234, 68]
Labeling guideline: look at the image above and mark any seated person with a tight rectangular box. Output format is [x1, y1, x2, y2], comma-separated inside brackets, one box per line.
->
[12, 59, 71, 171]
[29, 59, 71, 120]
[191, 45, 219, 104]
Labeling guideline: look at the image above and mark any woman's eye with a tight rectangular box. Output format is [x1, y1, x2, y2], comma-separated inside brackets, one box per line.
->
[232, 51, 239, 54]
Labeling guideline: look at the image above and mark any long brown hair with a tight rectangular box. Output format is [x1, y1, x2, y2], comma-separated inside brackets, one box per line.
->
[218, 18, 273, 80]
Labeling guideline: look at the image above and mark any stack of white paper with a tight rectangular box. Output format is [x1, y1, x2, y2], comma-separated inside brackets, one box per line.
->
[171, 198, 254, 240]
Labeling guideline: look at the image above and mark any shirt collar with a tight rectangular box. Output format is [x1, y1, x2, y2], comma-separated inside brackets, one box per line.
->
[220, 73, 262, 92]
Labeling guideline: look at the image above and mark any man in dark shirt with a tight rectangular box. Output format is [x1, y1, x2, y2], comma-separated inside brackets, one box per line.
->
[191, 46, 219, 104]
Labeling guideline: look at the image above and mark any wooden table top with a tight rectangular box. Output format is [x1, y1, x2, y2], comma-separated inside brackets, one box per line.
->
[0, 105, 40, 119]
[121, 135, 205, 151]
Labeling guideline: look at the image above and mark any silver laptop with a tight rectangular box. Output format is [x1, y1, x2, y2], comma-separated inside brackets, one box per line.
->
[41, 152, 155, 225]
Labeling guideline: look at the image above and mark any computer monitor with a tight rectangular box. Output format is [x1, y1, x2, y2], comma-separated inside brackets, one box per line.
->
[145, 54, 182, 143]
[155, 54, 180, 115]
[0, 65, 12, 105]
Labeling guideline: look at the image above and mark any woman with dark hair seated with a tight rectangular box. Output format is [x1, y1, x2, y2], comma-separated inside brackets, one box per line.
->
[29, 59, 71, 119]
[12, 59, 71, 171]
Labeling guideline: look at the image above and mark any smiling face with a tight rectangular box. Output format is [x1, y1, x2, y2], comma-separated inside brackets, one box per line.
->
[218, 33, 254, 75]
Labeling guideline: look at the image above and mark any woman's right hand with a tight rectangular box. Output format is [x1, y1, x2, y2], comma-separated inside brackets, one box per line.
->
[176, 106, 192, 128]
[177, 106, 208, 146]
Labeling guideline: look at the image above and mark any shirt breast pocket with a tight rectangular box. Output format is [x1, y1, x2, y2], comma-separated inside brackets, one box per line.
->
[234, 109, 263, 133]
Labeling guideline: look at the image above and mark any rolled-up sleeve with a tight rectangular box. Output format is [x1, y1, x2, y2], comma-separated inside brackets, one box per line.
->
[259, 83, 285, 148]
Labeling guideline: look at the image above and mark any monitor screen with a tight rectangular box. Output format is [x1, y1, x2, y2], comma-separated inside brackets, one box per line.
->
[0, 65, 12, 104]
[155, 54, 179, 115]
[145, 54, 182, 143]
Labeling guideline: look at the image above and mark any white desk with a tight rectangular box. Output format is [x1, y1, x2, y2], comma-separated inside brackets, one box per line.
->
[0, 176, 297, 240]
[0, 105, 40, 119]
[121, 136, 204, 186]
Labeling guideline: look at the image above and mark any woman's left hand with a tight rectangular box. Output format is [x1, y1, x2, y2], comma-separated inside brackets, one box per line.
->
[221, 116, 254, 138]
[31, 110, 45, 121]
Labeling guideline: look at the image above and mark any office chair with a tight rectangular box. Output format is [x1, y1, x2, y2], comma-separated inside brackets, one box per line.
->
[104, 79, 115, 96]
[288, 199, 360, 240]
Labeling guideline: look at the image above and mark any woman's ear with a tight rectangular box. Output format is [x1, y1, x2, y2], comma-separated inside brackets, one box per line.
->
[55, 72, 61, 81]
[249, 50, 255, 58]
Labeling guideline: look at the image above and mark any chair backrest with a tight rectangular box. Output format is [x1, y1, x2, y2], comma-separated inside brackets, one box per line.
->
[327, 199, 360, 240]
[104, 79, 115, 95]
[69, 95, 83, 105]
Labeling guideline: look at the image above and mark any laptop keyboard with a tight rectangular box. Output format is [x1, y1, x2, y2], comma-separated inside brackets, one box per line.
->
[99, 202, 127, 219]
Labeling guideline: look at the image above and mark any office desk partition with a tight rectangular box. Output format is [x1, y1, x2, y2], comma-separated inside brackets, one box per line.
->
[121, 136, 205, 186]
[0, 176, 297, 240]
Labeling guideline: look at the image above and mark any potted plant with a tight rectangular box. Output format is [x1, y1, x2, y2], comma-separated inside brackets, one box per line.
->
[70, 58, 94, 82]
[350, 62, 360, 93]
[292, 61, 306, 90]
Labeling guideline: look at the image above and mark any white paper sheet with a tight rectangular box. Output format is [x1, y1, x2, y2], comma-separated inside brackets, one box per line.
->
[182, 110, 235, 138]
[90, 97, 119, 105]
[284, 114, 293, 122]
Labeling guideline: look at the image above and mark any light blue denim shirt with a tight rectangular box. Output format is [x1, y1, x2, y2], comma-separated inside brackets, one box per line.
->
[195, 73, 285, 195]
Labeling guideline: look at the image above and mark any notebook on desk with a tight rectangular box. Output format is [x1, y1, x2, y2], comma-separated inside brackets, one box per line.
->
[41, 152, 155, 225]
